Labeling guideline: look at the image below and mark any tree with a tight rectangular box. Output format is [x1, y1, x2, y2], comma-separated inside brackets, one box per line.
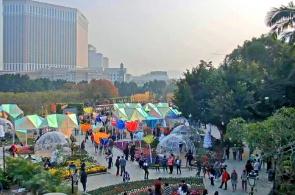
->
[174, 36, 295, 139]
[266, 1, 295, 52]
[226, 108, 295, 195]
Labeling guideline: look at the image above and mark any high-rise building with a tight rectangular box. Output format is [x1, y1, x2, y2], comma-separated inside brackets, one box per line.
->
[103, 57, 109, 68]
[88, 44, 103, 71]
[104, 63, 127, 83]
[3, 0, 89, 71]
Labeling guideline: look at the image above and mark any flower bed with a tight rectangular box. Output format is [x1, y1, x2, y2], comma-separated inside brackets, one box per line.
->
[49, 164, 107, 179]
[88, 177, 204, 195]
[5, 146, 34, 154]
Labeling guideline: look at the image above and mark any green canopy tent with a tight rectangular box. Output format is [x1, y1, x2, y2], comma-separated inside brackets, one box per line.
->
[39, 114, 78, 138]
[125, 103, 142, 109]
[156, 103, 169, 108]
[0, 104, 24, 142]
[113, 108, 129, 121]
[143, 103, 163, 119]
[15, 115, 43, 145]
[113, 103, 127, 111]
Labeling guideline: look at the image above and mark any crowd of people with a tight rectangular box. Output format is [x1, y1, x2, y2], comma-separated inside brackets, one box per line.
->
[74, 124, 272, 195]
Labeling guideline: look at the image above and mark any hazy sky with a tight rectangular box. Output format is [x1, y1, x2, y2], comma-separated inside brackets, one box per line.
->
[0, 0, 291, 75]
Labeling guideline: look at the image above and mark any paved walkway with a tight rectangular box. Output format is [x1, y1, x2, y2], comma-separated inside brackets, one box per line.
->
[75, 126, 273, 195]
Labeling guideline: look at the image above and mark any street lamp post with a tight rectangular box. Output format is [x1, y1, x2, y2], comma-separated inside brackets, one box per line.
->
[273, 151, 279, 195]
[69, 162, 76, 195]
[248, 171, 257, 195]
[0, 125, 5, 171]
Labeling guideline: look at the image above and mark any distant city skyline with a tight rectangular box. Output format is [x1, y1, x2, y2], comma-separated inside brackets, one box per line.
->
[0, 0, 291, 74]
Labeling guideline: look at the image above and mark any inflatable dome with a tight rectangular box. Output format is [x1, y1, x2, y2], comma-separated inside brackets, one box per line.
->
[34, 131, 71, 157]
[156, 134, 196, 155]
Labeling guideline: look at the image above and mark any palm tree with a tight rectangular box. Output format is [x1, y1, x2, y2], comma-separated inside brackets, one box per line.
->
[266, 2, 295, 48]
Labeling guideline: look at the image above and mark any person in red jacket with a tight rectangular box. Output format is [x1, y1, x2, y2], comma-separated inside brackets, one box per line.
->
[219, 169, 229, 190]
[11, 142, 17, 157]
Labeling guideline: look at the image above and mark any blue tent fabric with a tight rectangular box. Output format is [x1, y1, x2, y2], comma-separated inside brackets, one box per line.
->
[144, 119, 160, 130]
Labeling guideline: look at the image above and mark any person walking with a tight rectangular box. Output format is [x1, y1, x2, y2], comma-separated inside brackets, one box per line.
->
[120, 156, 126, 176]
[124, 143, 129, 161]
[185, 150, 193, 167]
[162, 155, 168, 172]
[130, 144, 135, 162]
[168, 156, 174, 174]
[115, 156, 120, 176]
[230, 170, 238, 192]
[80, 168, 87, 192]
[154, 156, 160, 172]
[238, 147, 244, 161]
[196, 160, 202, 176]
[143, 159, 149, 179]
[90, 133, 94, 144]
[123, 171, 130, 183]
[253, 159, 260, 176]
[106, 149, 113, 169]
[130, 131, 134, 142]
[232, 146, 238, 160]
[139, 153, 144, 169]
[219, 169, 229, 190]
[73, 169, 79, 187]
[176, 156, 181, 174]
[209, 165, 216, 186]
[245, 160, 253, 175]
[81, 140, 85, 153]
[108, 138, 114, 152]
[94, 141, 99, 153]
[154, 178, 162, 195]
[11, 142, 17, 158]
[213, 161, 221, 181]
[241, 169, 248, 192]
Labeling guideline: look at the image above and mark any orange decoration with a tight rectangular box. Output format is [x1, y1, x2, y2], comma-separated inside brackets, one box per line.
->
[93, 132, 110, 144]
[79, 123, 92, 133]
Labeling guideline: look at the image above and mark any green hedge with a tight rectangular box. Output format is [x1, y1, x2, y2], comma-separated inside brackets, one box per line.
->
[56, 102, 84, 115]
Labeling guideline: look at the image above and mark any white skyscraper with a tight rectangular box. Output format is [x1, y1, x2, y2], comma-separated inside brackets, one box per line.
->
[3, 0, 89, 71]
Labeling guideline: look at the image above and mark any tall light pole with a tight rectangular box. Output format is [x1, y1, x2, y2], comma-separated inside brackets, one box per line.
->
[0, 125, 6, 171]
[69, 162, 76, 195]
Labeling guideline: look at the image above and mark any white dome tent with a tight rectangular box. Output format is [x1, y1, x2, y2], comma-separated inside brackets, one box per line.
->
[34, 131, 71, 157]
[171, 125, 190, 135]
[171, 125, 202, 142]
[156, 134, 196, 155]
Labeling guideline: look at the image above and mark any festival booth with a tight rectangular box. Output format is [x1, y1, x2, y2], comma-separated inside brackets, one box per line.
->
[0, 104, 24, 142]
[15, 115, 43, 146]
[39, 114, 78, 138]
